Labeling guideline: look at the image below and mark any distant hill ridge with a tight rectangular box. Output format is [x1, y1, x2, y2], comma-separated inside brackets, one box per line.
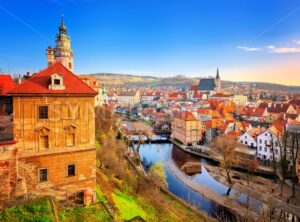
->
[87, 73, 300, 92]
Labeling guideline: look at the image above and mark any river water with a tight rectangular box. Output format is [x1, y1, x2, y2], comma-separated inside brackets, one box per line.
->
[138, 142, 262, 219]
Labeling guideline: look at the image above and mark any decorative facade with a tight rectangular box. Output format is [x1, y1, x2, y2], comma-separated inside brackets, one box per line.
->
[8, 62, 97, 204]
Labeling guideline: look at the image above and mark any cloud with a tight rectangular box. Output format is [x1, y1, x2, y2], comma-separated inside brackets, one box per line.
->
[294, 40, 300, 45]
[267, 45, 300, 54]
[237, 46, 261, 52]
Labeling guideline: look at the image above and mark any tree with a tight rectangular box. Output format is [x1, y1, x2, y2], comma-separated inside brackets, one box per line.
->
[148, 162, 168, 189]
[95, 106, 117, 143]
[279, 132, 288, 196]
[270, 133, 277, 182]
[215, 136, 236, 185]
[287, 131, 300, 199]
[246, 158, 258, 187]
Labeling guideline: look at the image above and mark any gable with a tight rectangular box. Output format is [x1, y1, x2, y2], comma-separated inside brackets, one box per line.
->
[8, 62, 97, 96]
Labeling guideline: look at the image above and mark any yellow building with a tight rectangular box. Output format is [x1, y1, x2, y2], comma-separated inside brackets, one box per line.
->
[172, 111, 203, 146]
[9, 62, 97, 204]
[232, 95, 248, 105]
[116, 90, 140, 107]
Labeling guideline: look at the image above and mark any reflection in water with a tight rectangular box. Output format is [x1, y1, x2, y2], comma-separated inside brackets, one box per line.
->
[138, 142, 263, 220]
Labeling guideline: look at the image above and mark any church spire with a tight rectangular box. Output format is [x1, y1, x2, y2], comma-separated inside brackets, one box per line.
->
[216, 68, 220, 79]
[59, 13, 67, 35]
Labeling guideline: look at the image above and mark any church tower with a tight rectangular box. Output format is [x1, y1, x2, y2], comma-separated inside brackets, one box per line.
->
[215, 68, 221, 93]
[46, 16, 74, 72]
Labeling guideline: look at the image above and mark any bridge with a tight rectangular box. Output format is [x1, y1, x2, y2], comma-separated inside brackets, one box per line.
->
[152, 121, 171, 136]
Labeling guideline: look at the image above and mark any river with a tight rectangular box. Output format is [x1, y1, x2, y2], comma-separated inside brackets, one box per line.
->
[137, 142, 262, 219]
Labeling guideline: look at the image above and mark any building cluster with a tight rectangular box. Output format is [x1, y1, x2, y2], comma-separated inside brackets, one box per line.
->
[111, 70, 300, 184]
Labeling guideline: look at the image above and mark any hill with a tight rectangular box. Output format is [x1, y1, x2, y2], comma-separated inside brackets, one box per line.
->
[88, 73, 300, 93]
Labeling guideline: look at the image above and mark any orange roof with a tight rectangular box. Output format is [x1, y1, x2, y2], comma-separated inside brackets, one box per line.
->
[211, 93, 232, 98]
[175, 111, 196, 121]
[0, 74, 15, 96]
[9, 62, 97, 96]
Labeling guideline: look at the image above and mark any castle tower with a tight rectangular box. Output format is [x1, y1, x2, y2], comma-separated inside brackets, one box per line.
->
[215, 68, 221, 93]
[46, 16, 74, 72]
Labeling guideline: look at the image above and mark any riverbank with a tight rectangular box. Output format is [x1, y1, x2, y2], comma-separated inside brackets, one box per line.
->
[125, 153, 215, 222]
[203, 163, 300, 218]
[170, 139, 274, 176]
[165, 160, 259, 220]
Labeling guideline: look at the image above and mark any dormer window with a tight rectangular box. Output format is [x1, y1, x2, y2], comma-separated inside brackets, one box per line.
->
[49, 73, 65, 90]
[54, 79, 60, 85]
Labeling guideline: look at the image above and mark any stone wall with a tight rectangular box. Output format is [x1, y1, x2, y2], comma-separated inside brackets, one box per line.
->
[0, 142, 17, 200]
[20, 148, 96, 203]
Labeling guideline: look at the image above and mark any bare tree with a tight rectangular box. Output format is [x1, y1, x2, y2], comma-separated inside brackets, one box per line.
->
[279, 132, 288, 196]
[270, 134, 277, 182]
[288, 132, 300, 199]
[215, 135, 236, 185]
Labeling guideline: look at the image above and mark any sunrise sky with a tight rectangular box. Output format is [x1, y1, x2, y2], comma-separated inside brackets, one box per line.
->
[0, 0, 300, 85]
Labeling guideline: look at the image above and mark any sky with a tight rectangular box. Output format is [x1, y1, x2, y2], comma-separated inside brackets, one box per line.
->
[0, 0, 300, 86]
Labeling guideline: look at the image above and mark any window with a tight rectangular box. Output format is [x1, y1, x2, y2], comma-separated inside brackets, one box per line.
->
[264, 147, 267, 152]
[275, 149, 278, 154]
[66, 133, 75, 147]
[67, 164, 75, 177]
[39, 106, 48, 119]
[245, 141, 248, 145]
[39, 168, 48, 182]
[259, 139, 262, 144]
[259, 146, 262, 151]
[240, 140, 243, 144]
[54, 79, 60, 85]
[40, 135, 49, 149]
[69, 62, 72, 69]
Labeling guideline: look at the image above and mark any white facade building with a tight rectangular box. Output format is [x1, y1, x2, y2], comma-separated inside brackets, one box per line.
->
[256, 129, 281, 162]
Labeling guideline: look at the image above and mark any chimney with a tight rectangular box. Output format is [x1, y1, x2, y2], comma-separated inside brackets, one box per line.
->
[17, 74, 22, 85]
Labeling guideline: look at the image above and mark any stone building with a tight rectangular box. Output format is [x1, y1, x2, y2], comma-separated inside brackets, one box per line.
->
[78, 75, 107, 106]
[115, 90, 140, 107]
[46, 17, 74, 72]
[198, 69, 221, 96]
[172, 111, 203, 146]
[0, 74, 17, 200]
[8, 62, 97, 204]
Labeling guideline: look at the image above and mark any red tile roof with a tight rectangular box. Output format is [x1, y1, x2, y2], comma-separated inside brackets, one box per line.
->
[8, 62, 97, 96]
[175, 111, 196, 121]
[259, 102, 292, 113]
[0, 74, 15, 96]
[211, 93, 232, 98]
[241, 107, 266, 117]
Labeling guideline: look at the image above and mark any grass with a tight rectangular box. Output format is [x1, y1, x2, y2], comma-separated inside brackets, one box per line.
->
[112, 192, 150, 221]
[0, 197, 55, 222]
[59, 204, 112, 222]
[96, 183, 108, 204]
